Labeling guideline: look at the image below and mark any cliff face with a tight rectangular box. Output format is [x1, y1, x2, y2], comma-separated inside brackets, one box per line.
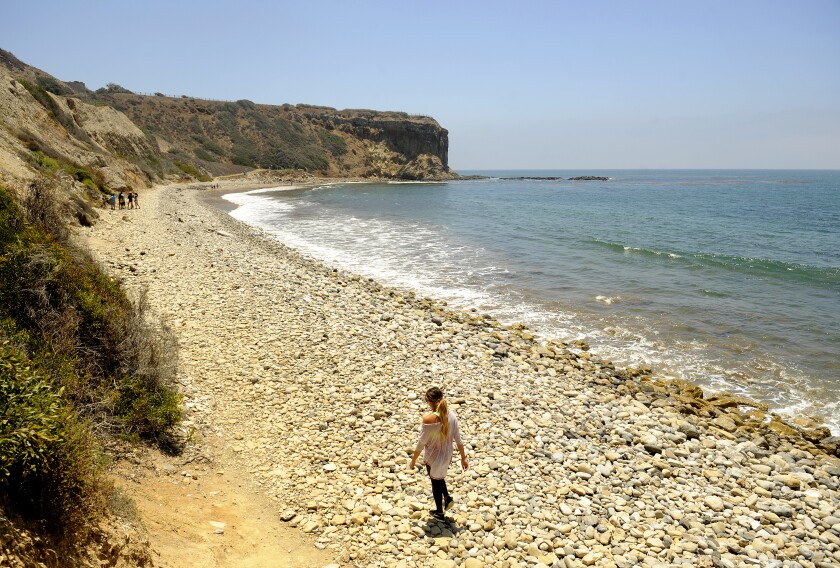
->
[0, 48, 455, 198]
[296, 109, 450, 180]
[0, 58, 162, 193]
[300, 108, 449, 172]
[102, 95, 452, 180]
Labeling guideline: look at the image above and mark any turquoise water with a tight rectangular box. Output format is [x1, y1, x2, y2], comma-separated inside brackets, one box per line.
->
[224, 170, 840, 432]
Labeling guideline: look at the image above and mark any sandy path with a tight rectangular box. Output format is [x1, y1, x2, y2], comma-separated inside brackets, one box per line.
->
[110, 444, 332, 568]
[85, 184, 335, 568]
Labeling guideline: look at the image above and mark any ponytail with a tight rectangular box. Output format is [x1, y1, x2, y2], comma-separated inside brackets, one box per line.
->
[425, 386, 449, 439]
[437, 398, 450, 439]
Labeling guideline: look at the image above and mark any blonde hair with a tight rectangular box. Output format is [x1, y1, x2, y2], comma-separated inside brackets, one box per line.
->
[426, 387, 449, 439]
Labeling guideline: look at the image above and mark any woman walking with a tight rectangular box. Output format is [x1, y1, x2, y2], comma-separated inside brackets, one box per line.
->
[409, 387, 468, 520]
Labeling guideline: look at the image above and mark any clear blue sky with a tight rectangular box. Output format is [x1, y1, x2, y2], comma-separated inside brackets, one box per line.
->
[2, 0, 839, 169]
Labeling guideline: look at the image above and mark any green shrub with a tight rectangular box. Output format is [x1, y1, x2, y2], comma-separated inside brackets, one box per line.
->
[21, 178, 69, 241]
[232, 154, 255, 167]
[0, 185, 181, 440]
[137, 152, 164, 179]
[220, 102, 239, 116]
[0, 176, 181, 541]
[103, 484, 140, 522]
[0, 342, 65, 479]
[30, 152, 106, 194]
[95, 83, 133, 95]
[18, 79, 50, 106]
[260, 146, 328, 172]
[62, 164, 100, 190]
[0, 339, 104, 537]
[32, 151, 60, 172]
[174, 161, 212, 182]
[231, 138, 259, 167]
[144, 152, 162, 167]
[201, 139, 224, 156]
[274, 117, 306, 146]
[35, 75, 71, 96]
[189, 115, 202, 135]
[173, 161, 199, 176]
[319, 129, 348, 156]
[115, 374, 181, 441]
[194, 148, 216, 162]
[245, 108, 270, 130]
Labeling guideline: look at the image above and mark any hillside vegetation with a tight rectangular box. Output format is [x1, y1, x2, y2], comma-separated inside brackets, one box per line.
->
[0, 179, 180, 563]
[103, 94, 451, 180]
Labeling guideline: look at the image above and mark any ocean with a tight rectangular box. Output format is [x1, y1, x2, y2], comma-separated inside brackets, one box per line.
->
[223, 170, 840, 434]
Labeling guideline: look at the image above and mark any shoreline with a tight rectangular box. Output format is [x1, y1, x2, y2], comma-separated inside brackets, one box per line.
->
[174, 175, 363, 213]
[208, 180, 839, 441]
[84, 182, 840, 568]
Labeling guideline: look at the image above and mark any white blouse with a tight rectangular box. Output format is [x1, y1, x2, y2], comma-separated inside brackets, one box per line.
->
[415, 410, 462, 479]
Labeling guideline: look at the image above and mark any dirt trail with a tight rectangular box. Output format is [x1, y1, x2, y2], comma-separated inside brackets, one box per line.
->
[87, 184, 335, 568]
[109, 443, 333, 568]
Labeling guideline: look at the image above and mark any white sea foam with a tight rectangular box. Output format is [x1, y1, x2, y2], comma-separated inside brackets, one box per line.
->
[223, 185, 299, 199]
[222, 188, 297, 226]
[234, 201, 497, 310]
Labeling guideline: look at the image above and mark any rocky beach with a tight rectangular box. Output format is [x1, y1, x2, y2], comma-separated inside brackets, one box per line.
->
[83, 183, 840, 568]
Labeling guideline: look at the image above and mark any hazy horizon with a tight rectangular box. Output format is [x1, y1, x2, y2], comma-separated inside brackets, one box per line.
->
[457, 167, 840, 172]
[2, 0, 839, 170]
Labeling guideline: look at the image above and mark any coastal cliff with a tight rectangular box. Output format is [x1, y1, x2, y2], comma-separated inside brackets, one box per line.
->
[0, 52, 158, 193]
[102, 96, 452, 180]
[0, 47, 454, 198]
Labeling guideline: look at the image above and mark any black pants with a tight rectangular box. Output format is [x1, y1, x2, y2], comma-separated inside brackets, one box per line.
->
[426, 464, 449, 513]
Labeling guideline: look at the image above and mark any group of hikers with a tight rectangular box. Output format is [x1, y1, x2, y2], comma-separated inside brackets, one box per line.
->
[106, 191, 140, 210]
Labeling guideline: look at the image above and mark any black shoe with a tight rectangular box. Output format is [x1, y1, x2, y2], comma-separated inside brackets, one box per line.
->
[444, 496, 454, 511]
[430, 510, 445, 520]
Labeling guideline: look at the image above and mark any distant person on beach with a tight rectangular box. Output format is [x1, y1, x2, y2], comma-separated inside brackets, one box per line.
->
[127, 192, 134, 209]
[409, 387, 468, 520]
[118, 192, 125, 209]
[133, 192, 140, 209]
[108, 194, 116, 210]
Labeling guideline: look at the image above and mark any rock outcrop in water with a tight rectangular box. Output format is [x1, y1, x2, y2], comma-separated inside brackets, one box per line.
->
[498, 176, 611, 181]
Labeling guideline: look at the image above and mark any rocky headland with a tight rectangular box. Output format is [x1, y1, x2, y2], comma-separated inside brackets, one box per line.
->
[81, 182, 840, 568]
